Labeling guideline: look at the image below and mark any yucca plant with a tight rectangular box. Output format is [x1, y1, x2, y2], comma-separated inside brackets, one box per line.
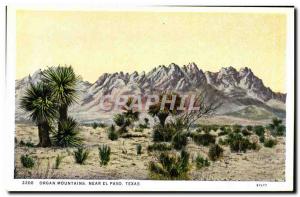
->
[108, 125, 118, 141]
[136, 144, 142, 155]
[195, 155, 210, 169]
[54, 154, 64, 169]
[149, 150, 190, 180]
[172, 131, 188, 150]
[74, 147, 89, 164]
[52, 117, 82, 147]
[21, 154, 35, 168]
[98, 145, 111, 166]
[20, 82, 57, 147]
[41, 66, 80, 132]
[268, 118, 285, 136]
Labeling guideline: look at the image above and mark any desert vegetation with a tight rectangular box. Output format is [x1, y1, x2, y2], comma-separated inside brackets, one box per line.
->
[15, 66, 285, 181]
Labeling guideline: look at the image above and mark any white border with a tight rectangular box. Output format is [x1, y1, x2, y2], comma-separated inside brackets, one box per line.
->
[5, 6, 295, 192]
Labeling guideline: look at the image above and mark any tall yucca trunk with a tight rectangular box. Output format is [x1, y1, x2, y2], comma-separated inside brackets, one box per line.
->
[58, 105, 68, 132]
[37, 122, 52, 147]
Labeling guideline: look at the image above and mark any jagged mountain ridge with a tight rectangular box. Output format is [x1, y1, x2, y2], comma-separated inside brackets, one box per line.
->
[15, 63, 286, 122]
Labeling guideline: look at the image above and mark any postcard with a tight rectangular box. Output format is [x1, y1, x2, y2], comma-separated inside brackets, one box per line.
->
[5, 6, 295, 192]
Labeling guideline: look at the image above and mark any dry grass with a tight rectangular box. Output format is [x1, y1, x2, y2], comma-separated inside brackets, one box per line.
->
[14, 123, 285, 181]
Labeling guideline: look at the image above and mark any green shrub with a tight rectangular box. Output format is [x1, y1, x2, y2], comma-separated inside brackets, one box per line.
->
[232, 124, 242, 133]
[172, 132, 188, 150]
[21, 154, 35, 168]
[242, 129, 251, 136]
[98, 123, 107, 128]
[208, 144, 223, 161]
[275, 125, 286, 136]
[259, 135, 265, 143]
[147, 143, 173, 152]
[254, 125, 265, 136]
[195, 155, 210, 169]
[192, 133, 216, 146]
[74, 147, 89, 165]
[108, 125, 118, 141]
[149, 150, 190, 180]
[136, 144, 142, 155]
[227, 133, 251, 153]
[218, 130, 229, 136]
[152, 124, 176, 142]
[246, 125, 253, 131]
[52, 118, 82, 147]
[54, 154, 64, 169]
[218, 138, 227, 145]
[98, 145, 111, 166]
[92, 122, 98, 129]
[264, 139, 277, 148]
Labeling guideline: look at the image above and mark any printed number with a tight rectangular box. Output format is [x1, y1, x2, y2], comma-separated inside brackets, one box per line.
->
[256, 183, 267, 187]
[22, 180, 34, 185]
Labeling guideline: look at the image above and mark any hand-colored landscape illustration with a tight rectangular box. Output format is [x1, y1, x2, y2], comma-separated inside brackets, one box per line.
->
[14, 10, 287, 181]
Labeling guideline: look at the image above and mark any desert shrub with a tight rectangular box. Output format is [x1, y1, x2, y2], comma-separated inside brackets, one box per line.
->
[92, 122, 98, 129]
[254, 125, 265, 136]
[19, 140, 25, 146]
[147, 143, 173, 152]
[19, 140, 35, 147]
[268, 118, 285, 136]
[274, 125, 286, 136]
[98, 123, 107, 128]
[227, 133, 251, 153]
[264, 139, 277, 148]
[246, 125, 253, 131]
[218, 130, 229, 136]
[98, 145, 111, 166]
[195, 155, 210, 169]
[21, 154, 35, 168]
[74, 147, 89, 165]
[232, 124, 242, 133]
[52, 117, 82, 147]
[149, 150, 190, 180]
[259, 135, 265, 143]
[218, 138, 227, 146]
[208, 144, 223, 161]
[172, 132, 188, 150]
[242, 129, 251, 136]
[107, 125, 118, 141]
[152, 124, 176, 142]
[113, 114, 131, 133]
[192, 133, 216, 146]
[54, 154, 64, 169]
[121, 133, 147, 138]
[136, 144, 142, 155]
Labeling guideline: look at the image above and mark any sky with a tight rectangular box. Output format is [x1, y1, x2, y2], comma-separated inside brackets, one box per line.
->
[16, 10, 287, 92]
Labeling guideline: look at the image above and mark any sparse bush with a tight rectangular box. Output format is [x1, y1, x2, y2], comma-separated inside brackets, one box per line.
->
[192, 133, 216, 146]
[208, 144, 223, 161]
[218, 138, 227, 145]
[195, 155, 210, 169]
[74, 147, 89, 165]
[54, 154, 64, 169]
[149, 150, 190, 180]
[98, 145, 111, 166]
[264, 139, 277, 148]
[136, 144, 142, 155]
[21, 154, 35, 168]
[98, 123, 107, 128]
[107, 125, 118, 141]
[147, 143, 173, 152]
[52, 117, 82, 147]
[172, 132, 188, 150]
[254, 125, 265, 136]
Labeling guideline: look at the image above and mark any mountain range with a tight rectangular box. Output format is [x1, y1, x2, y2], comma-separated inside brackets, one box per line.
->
[15, 63, 286, 123]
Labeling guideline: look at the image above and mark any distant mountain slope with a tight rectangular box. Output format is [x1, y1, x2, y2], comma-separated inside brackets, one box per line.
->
[15, 63, 286, 122]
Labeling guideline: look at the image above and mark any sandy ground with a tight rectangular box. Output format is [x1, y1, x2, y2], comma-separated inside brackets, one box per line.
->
[14, 122, 285, 181]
